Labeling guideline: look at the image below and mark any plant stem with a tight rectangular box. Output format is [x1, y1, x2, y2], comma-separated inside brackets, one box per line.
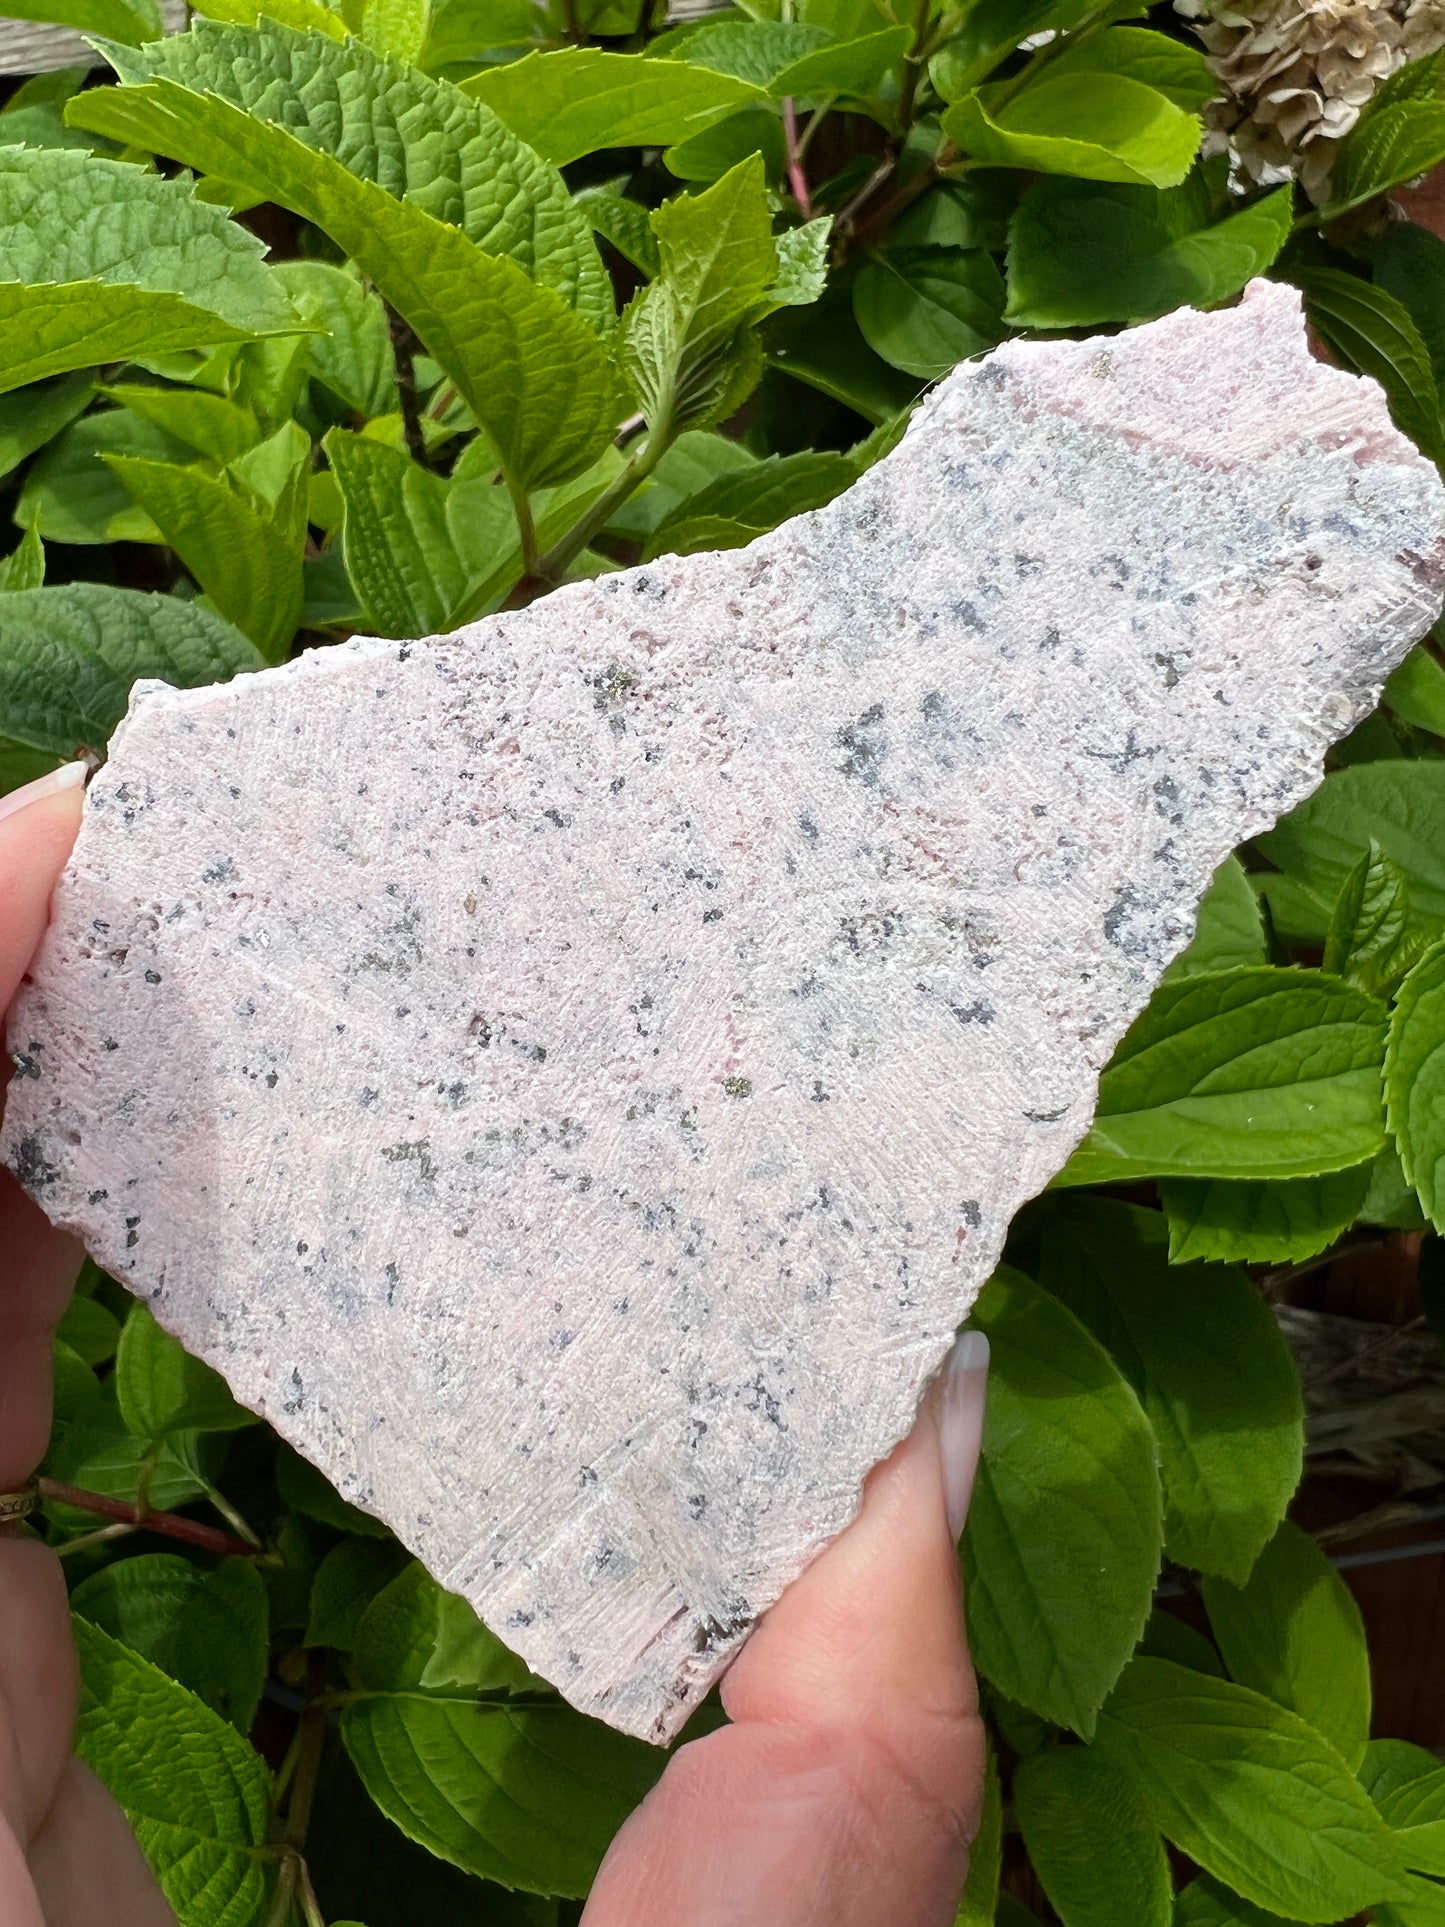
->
[56, 1521, 136, 1559]
[987, 0, 1115, 112]
[782, 99, 813, 216]
[895, 0, 933, 131]
[261, 1854, 299, 1927]
[512, 484, 541, 579]
[39, 1478, 256, 1558]
[388, 307, 428, 466]
[534, 422, 672, 583]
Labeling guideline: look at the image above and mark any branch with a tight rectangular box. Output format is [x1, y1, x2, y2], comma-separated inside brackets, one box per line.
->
[40, 1479, 257, 1559]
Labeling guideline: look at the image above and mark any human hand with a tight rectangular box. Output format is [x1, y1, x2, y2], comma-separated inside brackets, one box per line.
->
[0, 760, 989, 1927]
[582, 1333, 990, 1927]
[0, 763, 175, 1927]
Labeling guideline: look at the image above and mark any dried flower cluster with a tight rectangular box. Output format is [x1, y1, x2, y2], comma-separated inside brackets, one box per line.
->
[1176, 0, 1445, 199]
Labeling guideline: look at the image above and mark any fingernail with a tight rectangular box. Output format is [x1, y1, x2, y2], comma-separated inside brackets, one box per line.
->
[939, 1329, 990, 1542]
[0, 760, 87, 828]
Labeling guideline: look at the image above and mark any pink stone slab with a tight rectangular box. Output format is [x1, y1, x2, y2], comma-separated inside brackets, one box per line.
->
[7, 283, 1444, 1740]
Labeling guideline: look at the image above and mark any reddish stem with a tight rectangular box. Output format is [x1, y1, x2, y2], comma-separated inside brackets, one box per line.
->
[39, 1479, 256, 1559]
[782, 99, 812, 217]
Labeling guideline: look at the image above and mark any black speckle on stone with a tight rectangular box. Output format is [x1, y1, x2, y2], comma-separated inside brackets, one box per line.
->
[12, 1133, 58, 1190]
[11, 1050, 39, 1080]
[836, 704, 888, 785]
[722, 1076, 752, 1099]
[1025, 1105, 1070, 1123]
[961, 1198, 981, 1228]
[144, 970, 161, 986]
[702, 907, 722, 923]
[264, 1071, 278, 1089]
[949, 998, 994, 1026]
[798, 814, 819, 842]
[687, 1493, 706, 1521]
[202, 856, 238, 885]
[541, 807, 571, 829]
[507, 1609, 535, 1629]
[610, 775, 625, 794]
[88, 1188, 107, 1204]
[949, 599, 986, 633]
[384, 1261, 400, 1304]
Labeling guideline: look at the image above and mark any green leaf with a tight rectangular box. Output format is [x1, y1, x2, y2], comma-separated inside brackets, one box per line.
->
[645, 447, 854, 557]
[360, 0, 430, 58]
[116, 1302, 256, 1439]
[766, 274, 922, 422]
[99, 383, 261, 466]
[277, 1443, 389, 1536]
[578, 190, 660, 279]
[72, 1554, 269, 1733]
[1325, 100, 1445, 220]
[953, 1744, 1001, 1925]
[1040, 1198, 1302, 1584]
[1014, 1745, 1172, 1927]
[1258, 762, 1445, 943]
[16, 405, 190, 545]
[79, 22, 610, 327]
[1094, 1657, 1408, 1922]
[1005, 175, 1291, 329]
[853, 244, 1005, 379]
[73, 1616, 272, 1927]
[1047, 25, 1214, 109]
[0, 146, 301, 393]
[0, 370, 94, 482]
[944, 74, 1201, 189]
[422, 0, 542, 67]
[0, 582, 262, 758]
[1160, 1165, 1372, 1266]
[0, 0, 160, 46]
[929, 0, 1113, 98]
[768, 24, 911, 99]
[1174, 1875, 1309, 1926]
[463, 49, 761, 166]
[72, 51, 621, 491]
[1295, 268, 1443, 466]
[1360, 1738, 1445, 1875]
[57, 1292, 122, 1367]
[623, 153, 779, 433]
[1360, 1141, 1429, 1228]
[308, 1536, 411, 1651]
[341, 1563, 666, 1896]
[1137, 1608, 1224, 1677]
[604, 428, 756, 537]
[771, 216, 832, 308]
[663, 17, 830, 88]
[0, 524, 44, 593]
[892, 173, 1016, 252]
[665, 104, 786, 185]
[1058, 968, 1389, 1185]
[1386, 937, 1445, 1230]
[1376, 222, 1445, 401]
[1203, 1520, 1370, 1768]
[1166, 857, 1266, 981]
[108, 422, 310, 661]
[200, 0, 349, 36]
[275, 259, 398, 419]
[961, 1267, 1162, 1738]
[1324, 840, 1430, 1000]
[326, 430, 473, 638]
[1385, 642, 1445, 736]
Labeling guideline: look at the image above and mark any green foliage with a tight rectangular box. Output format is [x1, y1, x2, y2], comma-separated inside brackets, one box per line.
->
[2, 7, 1444, 1921]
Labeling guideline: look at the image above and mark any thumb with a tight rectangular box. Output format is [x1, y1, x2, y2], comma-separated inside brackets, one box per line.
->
[0, 764, 86, 1014]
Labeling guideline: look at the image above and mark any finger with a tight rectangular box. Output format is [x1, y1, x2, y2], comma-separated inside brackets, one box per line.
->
[582, 1335, 990, 1927]
[0, 1822, 45, 1927]
[0, 1541, 77, 1848]
[29, 1761, 177, 1927]
[0, 764, 88, 1487]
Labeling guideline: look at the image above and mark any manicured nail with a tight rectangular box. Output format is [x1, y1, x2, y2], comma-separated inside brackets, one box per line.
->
[0, 760, 87, 828]
[939, 1329, 990, 1541]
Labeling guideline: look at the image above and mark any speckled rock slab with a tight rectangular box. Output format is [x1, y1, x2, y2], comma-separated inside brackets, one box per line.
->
[7, 283, 1445, 1741]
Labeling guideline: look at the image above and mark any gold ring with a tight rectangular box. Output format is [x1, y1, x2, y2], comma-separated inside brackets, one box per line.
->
[0, 1481, 39, 1525]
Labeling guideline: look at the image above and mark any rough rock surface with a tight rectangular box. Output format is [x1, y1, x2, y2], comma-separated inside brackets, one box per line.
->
[7, 282, 1445, 1741]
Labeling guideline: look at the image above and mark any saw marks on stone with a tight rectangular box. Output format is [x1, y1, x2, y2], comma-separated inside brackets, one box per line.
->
[6, 282, 1445, 1740]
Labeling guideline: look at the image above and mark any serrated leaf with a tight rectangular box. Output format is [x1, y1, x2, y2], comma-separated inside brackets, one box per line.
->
[1326, 99, 1445, 220]
[1005, 175, 1291, 329]
[72, 1554, 269, 1733]
[360, 0, 429, 58]
[1015, 1745, 1172, 1927]
[73, 1616, 273, 1927]
[962, 1267, 1162, 1738]
[1385, 641, 1445, 735]
[853, 244, 1005, 378]
[770, 216, 831, 307]
[1258, 762, 1445, 943]
[664, 17, 831, 87]
[1160, 1165, 1371, 1265]
[201, 0, 349, 36]
[462, 49, 761, 166]
[1045, 24, 1216, 110]
[929, 0, 1110, 99]
[1295, 267, 1443, 466]
[944, 74, 1201, 190]
[1202, 1519, 1369, 1768]
[422, 0, 542, 67]
[307, 1536, 411, 1651]
[1376, 222, 1445, 401]
[645, 447, 854, 557]
[1324, 840, 1430, 1000]
[1040, 1198, 1302, 1584]
[326, 429, 473, 639]
[0, 370, 94, 481]
[341, 1563, 666, 1896]
[664, 104, 786, 185]
[1058, 968, 1389, 1185]
[79, 22, 610, 327]
[1166, 857, 1266, 980]
[71, 61, 621, 490]
[1386, 937, 1445, 1229]
[0, 582, 261, 757]
[954, 1744, 1001, 1925]
[108, 421, 310, 661]
[274, 260, 398, 419]
[768, 24, 910, 99]
[116, 1302, 256, 1439]
[0, 524, 44, 592]
[1359, 1141, 1429, 1227]
[0, 145, 301, 393]
[623, 153, 778, 432]
[1095, 1657, 1408, 1922]
[17, 405, 189, 545]
[1174, 1876, 1309, 1926]
[99, 384, 260, 466]
[578, 190, 660, 279]
[1360, 1739, 1445, 1875]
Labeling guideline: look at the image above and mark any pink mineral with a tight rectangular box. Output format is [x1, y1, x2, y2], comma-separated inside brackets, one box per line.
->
[6, 282, 1444, 1740]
